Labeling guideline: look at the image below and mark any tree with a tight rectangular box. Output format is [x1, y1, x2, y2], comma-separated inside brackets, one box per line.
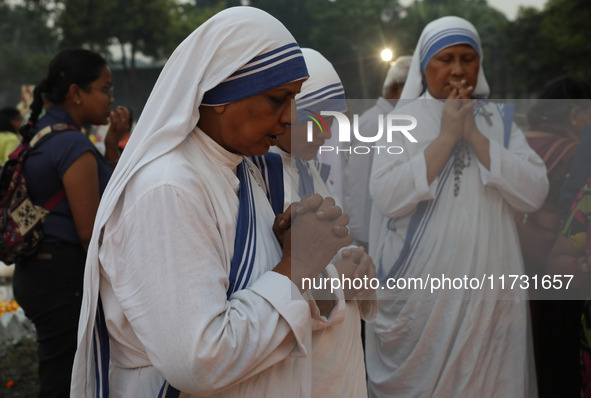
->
[539, 0, 591, 83]
[249, 0, 403, 99]
[56, 0, 175, 112]
[0, 0, 59, 107]
[508, 0, 591, 98]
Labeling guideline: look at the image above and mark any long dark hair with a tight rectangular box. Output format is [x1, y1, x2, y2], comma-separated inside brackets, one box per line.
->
[19, 48, 107, 140]
[0, 107, 21, 133]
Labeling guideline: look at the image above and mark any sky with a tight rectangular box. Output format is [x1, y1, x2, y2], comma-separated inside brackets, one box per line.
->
[486, 0, 547, 20]
[399, 0, 548, 20]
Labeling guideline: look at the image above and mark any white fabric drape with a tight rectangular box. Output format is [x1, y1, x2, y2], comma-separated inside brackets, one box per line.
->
[400, 16, 490, 100]
[366, 16, 547, 398]
[71, 7, 312, 397]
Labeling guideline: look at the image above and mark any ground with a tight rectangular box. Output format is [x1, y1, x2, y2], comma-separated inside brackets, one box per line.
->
[0, 337, 39, 397]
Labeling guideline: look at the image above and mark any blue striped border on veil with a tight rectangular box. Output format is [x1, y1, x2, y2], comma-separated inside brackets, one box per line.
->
[419, 27, 481, 72]
[202, 43, 308, 106]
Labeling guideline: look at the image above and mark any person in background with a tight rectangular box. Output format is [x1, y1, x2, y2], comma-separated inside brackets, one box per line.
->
[341, 55, 412, 250]
[516, 75, 591, 398]
[117, 108, 134, 153]
[549, 178, 591, 398]
[560, 123, 591, 221]
[12, 48, 128, 398]
[266, 47, 376, 398]
[366, 16, 547, 397]
[71, 7, 353, 397]
[0, 106, 23, 163]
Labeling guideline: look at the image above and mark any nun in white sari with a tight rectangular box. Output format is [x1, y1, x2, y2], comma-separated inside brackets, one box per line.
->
[70, 7, 354, 398]
[365, 16, 548, 397]
[262, 48, 377, 398]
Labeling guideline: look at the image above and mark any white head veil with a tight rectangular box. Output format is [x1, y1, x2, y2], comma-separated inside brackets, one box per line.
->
[400, 16, 490, 100]
[72, 7, 308, 394]
[295, 48, 347, 121]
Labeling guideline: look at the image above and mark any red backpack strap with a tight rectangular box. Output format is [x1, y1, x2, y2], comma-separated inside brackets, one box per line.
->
[43, 188, 66, 210]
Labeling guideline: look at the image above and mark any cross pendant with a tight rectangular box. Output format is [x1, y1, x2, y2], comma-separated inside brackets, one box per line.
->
[480, 107, 493, 126]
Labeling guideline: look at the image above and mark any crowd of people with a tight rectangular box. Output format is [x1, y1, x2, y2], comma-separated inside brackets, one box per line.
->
[1, 6, 590, 398]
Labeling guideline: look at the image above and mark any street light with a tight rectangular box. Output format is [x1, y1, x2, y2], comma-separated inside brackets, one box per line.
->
[380, 48, 393, 62]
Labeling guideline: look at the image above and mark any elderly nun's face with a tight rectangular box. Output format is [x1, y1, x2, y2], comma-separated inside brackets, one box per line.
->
[200, 80, 304, 156]
[424, 44, 480, 100]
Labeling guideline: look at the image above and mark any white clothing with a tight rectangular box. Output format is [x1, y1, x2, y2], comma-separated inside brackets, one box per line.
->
[400, 16, 489, 100]
[316, 125, 344, 202]
[102, 129, 313, 397]
[366, 93, 547, 397]
[342, 97, 395, 245]
[71, 7, 311, 397]
[295, 48, 347, 204]
[272, 145, 375, 398]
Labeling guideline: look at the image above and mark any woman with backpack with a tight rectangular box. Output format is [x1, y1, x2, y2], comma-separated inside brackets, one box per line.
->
[12, 48, 128, 397]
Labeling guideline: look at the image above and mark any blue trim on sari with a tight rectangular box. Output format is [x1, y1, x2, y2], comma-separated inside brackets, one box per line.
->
[295, 158, 316, 197]
[379, 159, 454, 281]
[93, 297, 110, 398]
[158, 382, 181, 398]
[313, 159, 331, 184]
[497, 103, 514, 148]
[94, 160, 260, 396]
[227, 160, 257, 296]
[251, 153, 285, 216]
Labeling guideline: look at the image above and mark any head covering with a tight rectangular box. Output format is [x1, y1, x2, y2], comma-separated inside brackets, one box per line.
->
[382, 55, 412, 95]
[295, 48, 347, 124]
[400, 16, 490, 100]
[72, 6, 308, 394]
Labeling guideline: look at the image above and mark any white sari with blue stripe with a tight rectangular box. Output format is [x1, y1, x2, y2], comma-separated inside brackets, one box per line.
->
[90, 130, 312, 397]
[365, 93, 548, 397]
[71, 6, 312, 398]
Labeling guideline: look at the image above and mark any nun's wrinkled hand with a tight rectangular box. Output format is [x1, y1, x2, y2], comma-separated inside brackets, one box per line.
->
[273, 208, 292, 248]
[283, 204, 354, 291]
[295, 195, 348, 237]
[440, 88, 466, 144]
[450, 79, 474, 100]
[295, 195, 341, 219]
[274, 195, 325, 244]
[335, 246, 377, 300]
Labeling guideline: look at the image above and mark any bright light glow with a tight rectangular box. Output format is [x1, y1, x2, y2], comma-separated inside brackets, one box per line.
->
[380, 48, 394, 62]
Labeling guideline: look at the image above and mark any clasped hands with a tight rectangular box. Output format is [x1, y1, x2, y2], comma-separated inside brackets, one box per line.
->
[440, 79, 481, 145]
[272, 194, 374, 295]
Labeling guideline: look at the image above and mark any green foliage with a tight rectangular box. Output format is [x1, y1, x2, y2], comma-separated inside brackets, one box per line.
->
[0, 0, 59, 106]
[249, 0, 402, 98]
[385, 0, 511, 97]
[508, 0, 591, 97]
[57, 0, 176, 61]
[55, 0, 227, 111]
[166, 1, 227, 57]
[1, 0, 589, 111]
